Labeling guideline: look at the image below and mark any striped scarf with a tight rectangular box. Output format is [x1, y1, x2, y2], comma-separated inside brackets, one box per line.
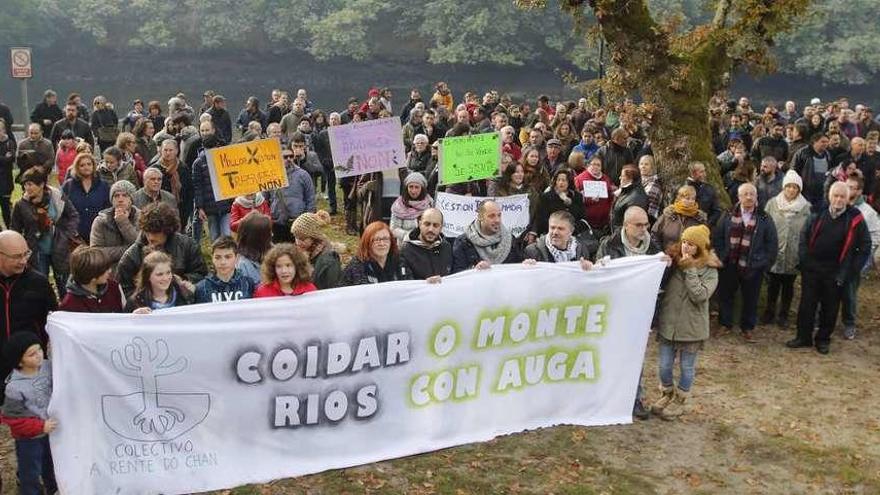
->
[727, 205, 756, 273]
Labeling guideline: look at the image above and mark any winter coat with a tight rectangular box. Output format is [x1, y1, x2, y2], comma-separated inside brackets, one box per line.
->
[530, 188, 588, 236]
[658, 254, 721, 343]
[192, 149, 233, 216]
[596, 228, 662, 260]
[269, 164, 316, 226]
[756, 173, 784, 212]
[594, 142, 633, 186]
[208, 107, 233, 145]
[117, 233, 208, 296]
[0, 269, 57, 379]
[406, 150, 432, 175]
[311, 248, 343, 290]
[236, 109, 268, 133]
[96, 160, 139, 187]
[62, 177, 112, 241]
[30, 102, 63, 137]
[451, 233, 523, 273]
[687, 179, 722, 227]
[523, 235, 592, 262]
[400, 229, 453, 279]
[49, 118, 93, 148]
[574, 171, 614, 231]
[236, 256, 262, 287]
[59, 279, 125, 313]
[764, 198, 811, 275]
[91, 108, 119, 147]
[149, 155, 193, 215]
[342, 256, 410, 286]
[799, 206, 872, 285]
[652, 206, 708, 251]
[194, 270, 255, 304]
[610, 182, 648, 230]
[11, 187, 80, 273]
[751, 135, 789, 163]
[136, 137, 157, 165]
[253, 279, 317, 298]
[16, 138, 54, 171]
[132, 188, 177, 210]
[125, 281, 193, 312]
[0, 136, 15, 195]
[230, 195, 271, 232]
[390, 214, 420, 244]
[89, 206, 140, 266]
[792, 146, 833, 210]
[712, 207, 779, 275]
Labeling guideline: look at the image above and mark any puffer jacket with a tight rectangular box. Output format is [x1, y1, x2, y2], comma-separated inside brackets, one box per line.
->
[89, 206, 140, 266]
[764, 197, 811, 275]
[10, 187, 80, 273]
[192, 149, 234, 216]
[658, 253, 722, 342]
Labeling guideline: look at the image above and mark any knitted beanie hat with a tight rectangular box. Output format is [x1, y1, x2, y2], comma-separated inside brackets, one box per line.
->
[291, 210, 330, 240]
[404, 172, 428, 189]
[3, 331, 41, 370]
[782, 169, 803, 191]
[109, 180, 137, 201]
[680, 224, 711, 252]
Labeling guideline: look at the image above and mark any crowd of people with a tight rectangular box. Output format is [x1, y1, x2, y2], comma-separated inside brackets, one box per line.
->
[0, 84, 879, 493]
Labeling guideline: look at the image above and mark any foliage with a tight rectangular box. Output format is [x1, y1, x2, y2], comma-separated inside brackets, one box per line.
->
[0, 0, 875, 84]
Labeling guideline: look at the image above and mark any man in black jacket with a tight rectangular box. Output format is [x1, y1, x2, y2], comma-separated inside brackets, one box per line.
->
[596, 128, 635, 186]
[524, 210, 594, 266]
[0, 230, 57, 387]
[792, 133, 832, 212]
[49, 101, 94, 148]
[686, 161, 722, 227]
[30, 90, 63, 137]
[400, 209, 452, 281]
[786, 182, 871, 355]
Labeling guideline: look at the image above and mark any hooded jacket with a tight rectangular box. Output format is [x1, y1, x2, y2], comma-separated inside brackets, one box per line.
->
[400, 228, 453, 280]
[193, 270, 255, 304]
[658, 252, 722, 342]
[117, 233, 208, 297]
[59, 279, 125, 313]
[230, 194, 271, 232]
[96, 159, 139, 187]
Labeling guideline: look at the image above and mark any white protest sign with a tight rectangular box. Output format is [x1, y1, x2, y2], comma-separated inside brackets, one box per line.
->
[582, 180, 609, 199]
[436, 192, 530, 238]
[329, 117, 406, 178]
[48, 258, 666, 495]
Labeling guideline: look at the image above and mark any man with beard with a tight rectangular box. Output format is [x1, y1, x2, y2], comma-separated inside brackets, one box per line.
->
[595, 127, 633, 185]
[30, 90, 63, 137]
[207, 95, 233, 145]
[399, 89, 423, 124]
[756, 156, 784, 211]
[752, 122, 789, 163]
[451, 200, 522, 273]
[191, 120, 231, 241]
[17, 124, 54, 172]
[400, 208, 452, 281]
[49, 101, 93, 148]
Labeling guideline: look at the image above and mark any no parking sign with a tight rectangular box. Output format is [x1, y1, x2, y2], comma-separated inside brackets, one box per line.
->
[10, 47, 33, 79]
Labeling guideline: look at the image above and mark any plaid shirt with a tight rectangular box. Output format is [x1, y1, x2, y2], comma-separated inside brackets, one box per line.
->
[642, 174, 664, 219]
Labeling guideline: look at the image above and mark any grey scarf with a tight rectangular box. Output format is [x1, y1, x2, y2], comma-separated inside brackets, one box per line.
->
[465, 220, 513, 265]
[620, 229, 650, 256]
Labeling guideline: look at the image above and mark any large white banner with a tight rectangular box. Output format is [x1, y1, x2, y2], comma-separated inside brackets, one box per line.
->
[436, 191, 530, 238]
[48, 257, 666, 495]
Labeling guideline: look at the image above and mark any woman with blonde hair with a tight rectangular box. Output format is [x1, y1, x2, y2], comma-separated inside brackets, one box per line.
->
[651, 184, 708, 250]
[62, 153, 111, 241]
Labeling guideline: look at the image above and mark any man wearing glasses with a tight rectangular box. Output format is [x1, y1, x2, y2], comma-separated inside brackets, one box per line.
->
[269, 132, 316, 242]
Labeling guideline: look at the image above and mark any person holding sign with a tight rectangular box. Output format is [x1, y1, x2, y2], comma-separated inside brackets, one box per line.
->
[451, 200, 523, 273]
[574, 156, 615, 236]
[269, 133, 316, 242]
[528, 168, 588, 241]
[125, 251, 194, 313]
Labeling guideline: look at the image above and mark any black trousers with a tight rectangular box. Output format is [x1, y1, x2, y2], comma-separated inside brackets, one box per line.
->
[796, 269, 843, 346]
[765, 272, 797, 321]
[718, 264, 763, 331]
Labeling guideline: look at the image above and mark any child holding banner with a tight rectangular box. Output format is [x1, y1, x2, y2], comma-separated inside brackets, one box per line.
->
[126, 251, 194, 313]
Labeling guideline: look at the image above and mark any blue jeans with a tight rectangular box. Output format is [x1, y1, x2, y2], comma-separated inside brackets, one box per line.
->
[658, 342, 699, 392]
[15, 436, 56, 495]
[34, 252, 68, 299]
[205, 213, 231, 242]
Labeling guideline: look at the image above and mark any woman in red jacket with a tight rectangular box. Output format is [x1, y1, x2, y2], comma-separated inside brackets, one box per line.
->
[574, 156, 616, 236]
[230, 192, 271, 233]
[59, 246, 125, 313]
[253, 243, 317, 297]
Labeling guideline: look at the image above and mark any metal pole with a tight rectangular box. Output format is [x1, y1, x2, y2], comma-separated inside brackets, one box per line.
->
[597, 36, 605, 107]
[21, 78, 29, 131]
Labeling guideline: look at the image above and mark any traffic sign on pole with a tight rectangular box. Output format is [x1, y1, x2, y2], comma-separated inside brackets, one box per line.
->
[11, 47, 33, 79]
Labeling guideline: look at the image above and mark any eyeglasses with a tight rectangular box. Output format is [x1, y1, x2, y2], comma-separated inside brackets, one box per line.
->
[0, 249, 32, 261]
[372, 236, 391, 244]
[282, 154, 295, 160]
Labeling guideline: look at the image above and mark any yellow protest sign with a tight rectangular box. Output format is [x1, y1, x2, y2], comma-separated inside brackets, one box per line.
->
[206, 138, 288, 201]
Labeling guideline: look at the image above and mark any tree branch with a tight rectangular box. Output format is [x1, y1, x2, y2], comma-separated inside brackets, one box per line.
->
[712, 0, 732, 28]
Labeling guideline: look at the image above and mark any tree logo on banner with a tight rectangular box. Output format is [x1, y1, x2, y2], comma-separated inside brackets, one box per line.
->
[102, 338, 211, 442]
